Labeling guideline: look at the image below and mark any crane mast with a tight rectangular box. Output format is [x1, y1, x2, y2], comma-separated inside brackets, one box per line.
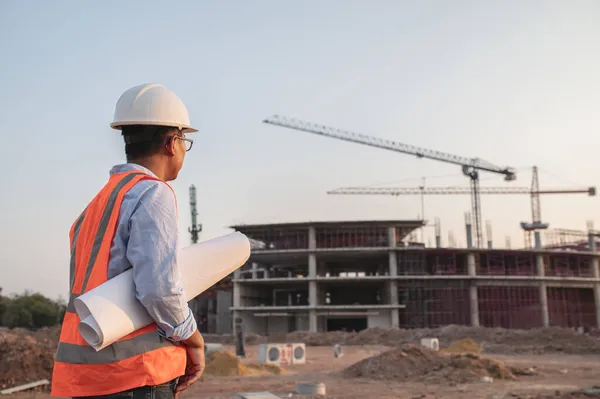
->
[263, 115, 516, 248]
[188, 185, 203, 244]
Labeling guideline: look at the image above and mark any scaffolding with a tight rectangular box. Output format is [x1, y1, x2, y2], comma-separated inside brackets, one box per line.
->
[478, 286, 542, 329]
[233, 221, 600, 333]
[398, 280, 470, 328]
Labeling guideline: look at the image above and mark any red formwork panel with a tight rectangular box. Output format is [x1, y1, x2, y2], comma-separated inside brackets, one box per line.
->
[399, 282, 470, 328]
[547, 287, 597, 328]
[245, 228, 309, 250]
[545, 254, 594, 277]
[478, 286, 542, 329]
[316, 226, 389, 248]
[478, 251, 536, 276]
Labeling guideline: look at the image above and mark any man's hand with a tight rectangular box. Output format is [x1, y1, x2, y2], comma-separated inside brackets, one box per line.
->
[175, 330, 205, 398]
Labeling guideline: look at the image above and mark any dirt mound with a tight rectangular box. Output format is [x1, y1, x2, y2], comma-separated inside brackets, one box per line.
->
[204, 350, 283, 377]
[343, 344, 515, 384]
[0, 328, 57, 390]
[203, 325, 600, 355]
[516, 392, 600, 398]
[442, 338, 483, 354]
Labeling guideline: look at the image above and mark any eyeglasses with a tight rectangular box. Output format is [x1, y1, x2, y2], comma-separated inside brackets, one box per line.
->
[175, 136, 194, 152]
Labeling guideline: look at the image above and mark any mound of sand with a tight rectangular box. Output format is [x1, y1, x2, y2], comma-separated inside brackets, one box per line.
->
[442, 338, 483, 354]
[204, 350, 283, 377]
[343, 344, 515, 385]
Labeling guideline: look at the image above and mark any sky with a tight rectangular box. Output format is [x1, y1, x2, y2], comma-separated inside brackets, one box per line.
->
[0, 0, 599, 299]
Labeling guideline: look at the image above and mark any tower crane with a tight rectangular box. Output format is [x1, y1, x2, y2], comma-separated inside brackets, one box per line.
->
[263, 115, 516, 248]
[327, 166, 595, 247]
[188, 185, 203, 244]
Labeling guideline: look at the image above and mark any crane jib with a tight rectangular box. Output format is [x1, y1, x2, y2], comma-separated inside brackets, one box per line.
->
[263, 114, 519, 249]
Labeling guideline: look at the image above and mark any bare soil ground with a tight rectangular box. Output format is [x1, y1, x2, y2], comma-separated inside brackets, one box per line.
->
[7, 345, 600, 399]
[180, 345, 600, 399]
[4, 326, 600, 398]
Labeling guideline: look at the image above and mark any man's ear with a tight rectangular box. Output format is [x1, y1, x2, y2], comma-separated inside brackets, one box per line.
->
[164, 135, 177, 156]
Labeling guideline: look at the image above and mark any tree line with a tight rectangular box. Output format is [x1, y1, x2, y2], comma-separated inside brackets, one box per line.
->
[0, 287, 66, 329]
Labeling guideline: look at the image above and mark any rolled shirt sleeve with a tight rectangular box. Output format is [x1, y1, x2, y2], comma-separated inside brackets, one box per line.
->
[126, 181, 197, 341]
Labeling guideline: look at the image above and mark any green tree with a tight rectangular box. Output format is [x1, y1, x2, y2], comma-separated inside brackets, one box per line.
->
[1, 291, 64, 329]
[0, 287, 8, 325]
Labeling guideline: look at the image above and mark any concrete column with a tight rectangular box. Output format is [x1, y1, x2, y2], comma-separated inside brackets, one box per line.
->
[251, 262, 258, 279]
[592, 256, 599, 279]
[467, 252, 479, 327]
[389, 251, 398, 277]
[309, 281, 317, 306]
[536, 254, 545, 277]
[309, 310, 317, 332]
[308, 225, 318, 332]
[539, 283, 549, 327]
[309, 254, 317, 277]
[535, 254, 549, 327]
[465, 222, 473, 249]
[233, 283, 241, 308]
[308, 226, 316, 250]
[469, 285, 479, 327]
[389, 280, 399, 328]
[309, 253, 318, 326]
[232, 310, 240, 332]
[388, 226, 397, 247]
[233, 268, 241, 280]
[534, 231, 542, 250]
[594, 285, 600, 329]
[467, 253, 476, 276]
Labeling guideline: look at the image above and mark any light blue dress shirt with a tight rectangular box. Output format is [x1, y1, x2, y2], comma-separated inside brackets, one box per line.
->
[106, 163, 197, 341]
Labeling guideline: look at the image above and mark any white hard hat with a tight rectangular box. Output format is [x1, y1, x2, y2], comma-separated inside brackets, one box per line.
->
[110, 83, 198, 133]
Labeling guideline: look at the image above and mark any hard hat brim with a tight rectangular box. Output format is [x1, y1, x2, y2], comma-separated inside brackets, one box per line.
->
[110, 120, 199, 133]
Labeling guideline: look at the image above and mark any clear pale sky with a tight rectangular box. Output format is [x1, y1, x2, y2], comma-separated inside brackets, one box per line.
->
[1, 1, 599, 300]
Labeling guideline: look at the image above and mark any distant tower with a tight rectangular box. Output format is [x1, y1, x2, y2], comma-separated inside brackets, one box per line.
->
[188, 185, 202, 244]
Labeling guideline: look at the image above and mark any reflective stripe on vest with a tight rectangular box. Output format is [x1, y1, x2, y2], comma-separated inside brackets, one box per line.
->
[51, 170, 187, 397]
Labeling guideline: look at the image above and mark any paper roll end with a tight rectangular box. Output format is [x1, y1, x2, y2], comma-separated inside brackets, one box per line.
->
[78, 315, 103, 351]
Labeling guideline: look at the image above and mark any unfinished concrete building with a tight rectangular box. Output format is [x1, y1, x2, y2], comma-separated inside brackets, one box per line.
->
[230, 220, 600, 334]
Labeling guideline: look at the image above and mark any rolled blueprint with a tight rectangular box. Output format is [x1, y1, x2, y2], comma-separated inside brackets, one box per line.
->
[74, 231, 251, 351]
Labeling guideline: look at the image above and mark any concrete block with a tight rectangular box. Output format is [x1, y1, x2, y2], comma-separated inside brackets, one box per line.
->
[296, 382, 326, 396]
[233, 392, 281, 399]
[205, 343, 223, 355]
[420, 338, 439, 351]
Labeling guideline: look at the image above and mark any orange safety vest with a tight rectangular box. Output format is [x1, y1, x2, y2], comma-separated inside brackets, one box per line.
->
[51, 170, 186, 397]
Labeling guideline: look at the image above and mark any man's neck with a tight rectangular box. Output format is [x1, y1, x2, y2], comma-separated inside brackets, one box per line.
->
[129, 158, 169, 181]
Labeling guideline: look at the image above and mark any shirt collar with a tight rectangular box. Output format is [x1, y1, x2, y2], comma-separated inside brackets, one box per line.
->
[109, 163, 159, 179]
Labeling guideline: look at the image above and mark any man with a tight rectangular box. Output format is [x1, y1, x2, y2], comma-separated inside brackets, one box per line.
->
[51, 83, 205, 399]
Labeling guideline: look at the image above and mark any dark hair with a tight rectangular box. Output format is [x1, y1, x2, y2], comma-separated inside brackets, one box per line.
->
[121, 125, 178, 161]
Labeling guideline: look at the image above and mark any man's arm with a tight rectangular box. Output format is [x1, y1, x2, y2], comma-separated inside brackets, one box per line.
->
[126, 182, 197, 341]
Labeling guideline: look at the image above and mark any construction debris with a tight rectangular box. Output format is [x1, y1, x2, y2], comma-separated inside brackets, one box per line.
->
[343, 344, 516, 385]
[0, 379, 50, 395]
